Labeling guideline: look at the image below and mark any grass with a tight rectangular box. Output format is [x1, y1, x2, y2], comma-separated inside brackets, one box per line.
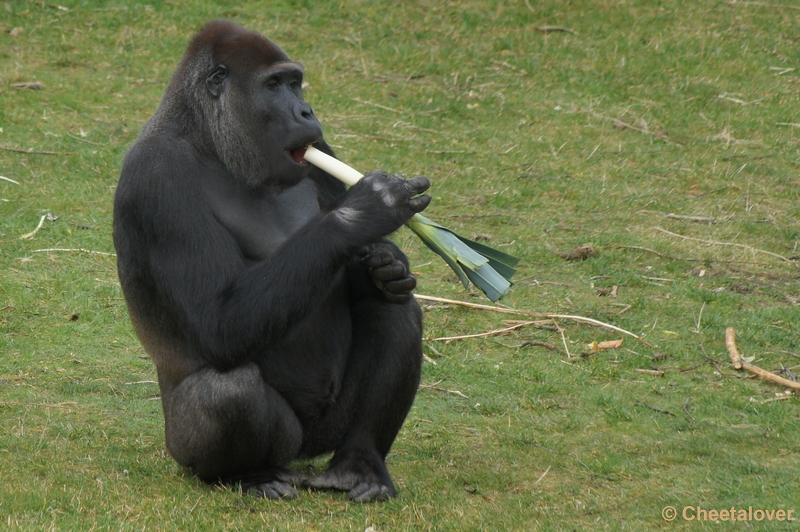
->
[1, 0, 799, 529]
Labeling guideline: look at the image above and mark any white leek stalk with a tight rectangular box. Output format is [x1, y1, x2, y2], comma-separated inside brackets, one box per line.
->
[304, 146, 518, 302]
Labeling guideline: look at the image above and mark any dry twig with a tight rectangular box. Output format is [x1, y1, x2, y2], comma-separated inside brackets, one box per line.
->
[0, 145, 75, 156]
[12, 81, 46, 90]
[553, 320, 571, 358]
[524, 0, 535, 13]
[760, 396, 792, 404]
[536, 25, 577, 35]
[588, 112, 683, 144]
[726, 327, 743, 369]
[635, 401, 676, 416]
[419, 379, 468, 399]
[610, 245, 682, 261]
[31, 248, 116, 256]
[729, 1, 800, 10]
[521, 340, 563, 353]
[429, 321, 547, 342]
[665, 213, 716, 223]
[20, 213, 56, 240]
[683, 398, 695, 422]
[635, 368, 665, 377]
[726, 327, 800, 391]
[654, 226, 795, 265]
[0, 401, 79, 409]
[0, 175, 20, 185]
[415, 294, 654, 347]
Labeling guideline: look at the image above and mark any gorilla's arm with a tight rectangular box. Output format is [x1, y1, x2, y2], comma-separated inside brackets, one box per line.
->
[307, 142, 419, 304]
[115, 138, 428, 372]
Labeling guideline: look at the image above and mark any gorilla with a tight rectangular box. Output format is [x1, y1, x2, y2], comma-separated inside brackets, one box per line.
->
[113, 20, 431, 502]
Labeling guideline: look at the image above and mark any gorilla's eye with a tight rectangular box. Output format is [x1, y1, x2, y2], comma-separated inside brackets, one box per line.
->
[266, 78, 279, 90]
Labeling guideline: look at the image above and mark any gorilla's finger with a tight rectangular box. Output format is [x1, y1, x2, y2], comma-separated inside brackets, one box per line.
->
[370, 261, 407, 281]
[384, 276, 416, 294]
[408, 194, 431, 213]
[360, 250, 395, 269]
[356, 245, 375, 258]
[404, 176, 430, 195]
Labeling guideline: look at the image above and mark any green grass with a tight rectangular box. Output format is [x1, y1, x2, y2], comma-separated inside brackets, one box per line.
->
[1, 0, 799, 529]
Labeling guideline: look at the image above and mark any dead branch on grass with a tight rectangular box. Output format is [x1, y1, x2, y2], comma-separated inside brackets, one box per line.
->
[665, 213, 716, 223]
[726, 328, 743, 369]
[20, 213, 57, 240]
[428, 321, 548, 342]
[610, 244, 786, 268]
[0, 401, 80, 409]
[635, 401, 676, 416]
[715, 93, 763, 105]
[0, 175, 20, 184]
[12, 81, 45, 90]
[415, 294, 655, 348]
[610, 245, 683, 261]
[726, 327, 800, 391]
[534, 466, 551, 484]
[0, 145, 75, 156]
[536, 25, 577, 35]
[31, 248, 116, 256]
[755, 392, 795, 404]
[521, 340, 563, 353]
[553, 320, 571, 358]
[419, 379, 469, 398]
[351, 97, 401, 114]
[588, 112, 684, 144]
[494, 339, 564, 355]
[729, 1, 800, 10]
[635, 368, 665, 377]
[654, 227, 796, 265]
[701, 343, 725, 375]
[683, 398, 696, 422]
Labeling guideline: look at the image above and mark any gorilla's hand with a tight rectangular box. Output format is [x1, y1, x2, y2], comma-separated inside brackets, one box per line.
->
[334, 171, 431, 242]
[358, 243, 417, 304]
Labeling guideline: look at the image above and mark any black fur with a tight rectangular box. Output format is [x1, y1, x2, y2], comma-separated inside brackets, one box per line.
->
[113, 20, 431, 502]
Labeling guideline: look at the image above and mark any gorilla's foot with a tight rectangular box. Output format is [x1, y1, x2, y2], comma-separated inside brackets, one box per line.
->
[245, 479, 298, 500]
[239, 469, 306, 500]
[304, 455, 396, 502]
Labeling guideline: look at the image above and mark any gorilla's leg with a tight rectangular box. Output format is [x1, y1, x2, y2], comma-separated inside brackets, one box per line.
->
[302, 299, 423, 502]
[162, 362, 303, 499]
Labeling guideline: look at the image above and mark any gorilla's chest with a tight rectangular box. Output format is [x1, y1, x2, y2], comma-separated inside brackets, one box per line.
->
[202, 176, 321, 262]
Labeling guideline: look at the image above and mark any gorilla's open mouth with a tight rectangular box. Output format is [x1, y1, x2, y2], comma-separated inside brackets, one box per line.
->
[288, 146, 308, 165]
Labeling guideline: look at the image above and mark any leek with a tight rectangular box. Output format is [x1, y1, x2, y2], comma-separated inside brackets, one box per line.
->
[304, 146, 519, 302]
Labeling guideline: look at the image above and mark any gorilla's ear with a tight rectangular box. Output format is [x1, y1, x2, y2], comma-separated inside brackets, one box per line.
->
[206, 65, 228, 97]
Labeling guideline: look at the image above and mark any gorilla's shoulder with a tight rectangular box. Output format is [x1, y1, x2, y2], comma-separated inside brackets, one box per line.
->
[119, 133, 201, 190]
[115, 133, 208, 226]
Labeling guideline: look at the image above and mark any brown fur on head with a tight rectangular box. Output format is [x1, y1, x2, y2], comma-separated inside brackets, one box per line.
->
[190, 20, 294, 78]
[145, 21, 308, 188]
